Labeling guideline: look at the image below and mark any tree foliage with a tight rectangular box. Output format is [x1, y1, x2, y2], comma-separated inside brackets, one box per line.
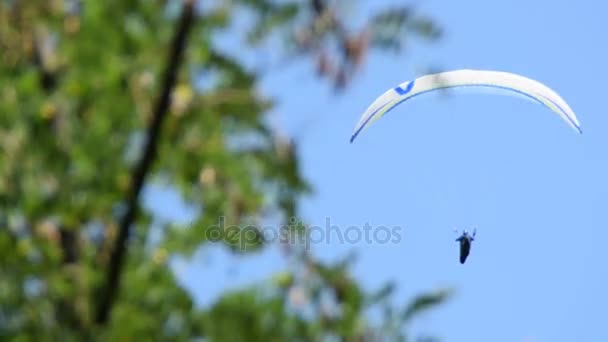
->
[0, 0, 447, 340]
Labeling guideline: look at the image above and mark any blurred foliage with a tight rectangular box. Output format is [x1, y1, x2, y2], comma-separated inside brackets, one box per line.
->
[240, 0, 442, 89]
[0, 0, 447, 340]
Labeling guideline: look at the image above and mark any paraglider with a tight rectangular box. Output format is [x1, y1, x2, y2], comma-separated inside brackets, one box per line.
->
[455, 229, 476, 264]
[350, 69, 582, 142]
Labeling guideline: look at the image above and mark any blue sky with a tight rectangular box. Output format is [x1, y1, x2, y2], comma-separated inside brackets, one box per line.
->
[146, 1, 608, 341]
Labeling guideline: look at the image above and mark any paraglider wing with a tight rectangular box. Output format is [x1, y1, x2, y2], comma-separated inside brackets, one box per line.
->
[350, 69, 582, 143]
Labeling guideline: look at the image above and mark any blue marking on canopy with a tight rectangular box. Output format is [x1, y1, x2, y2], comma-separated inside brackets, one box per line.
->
[350, 83, 581, 143]
[393, 80, 415, 95]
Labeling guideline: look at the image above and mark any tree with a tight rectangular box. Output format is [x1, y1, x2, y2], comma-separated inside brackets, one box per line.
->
[0, 0, 447, 340]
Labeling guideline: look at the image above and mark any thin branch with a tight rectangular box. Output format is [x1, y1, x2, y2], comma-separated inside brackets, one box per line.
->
[94, 0, 196, 325]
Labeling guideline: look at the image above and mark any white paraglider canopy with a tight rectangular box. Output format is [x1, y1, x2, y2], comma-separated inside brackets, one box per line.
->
[350, 69, 582, 143]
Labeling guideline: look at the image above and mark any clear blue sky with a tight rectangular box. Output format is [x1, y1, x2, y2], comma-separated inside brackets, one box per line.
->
[146, 1, 608, 341]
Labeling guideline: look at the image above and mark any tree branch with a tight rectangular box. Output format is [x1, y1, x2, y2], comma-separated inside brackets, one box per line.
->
[94, 0, 196, 325]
